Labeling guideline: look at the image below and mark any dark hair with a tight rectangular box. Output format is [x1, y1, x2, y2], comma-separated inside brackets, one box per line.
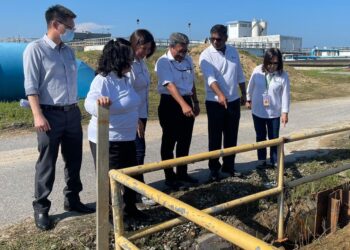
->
[262, 48, 284, 74]
[97, 38, 133, 78]
[169, 32, 189, 47]
[129, 29, 156, 58]
[45, 4, 76, 25]
[210, 24, 228, 37]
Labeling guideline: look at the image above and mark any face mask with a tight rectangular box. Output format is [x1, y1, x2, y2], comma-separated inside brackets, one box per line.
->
[60, 29, 75, 43]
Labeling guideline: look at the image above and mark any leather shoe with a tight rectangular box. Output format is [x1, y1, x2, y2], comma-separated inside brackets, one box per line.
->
[164, 179, 183, 190]
[125, 206, 150, 220]
[177, 174, 199, 184]
[206, 172, 223, 184]
[64, 201, 95, 214]
[34, 212, 52, 231]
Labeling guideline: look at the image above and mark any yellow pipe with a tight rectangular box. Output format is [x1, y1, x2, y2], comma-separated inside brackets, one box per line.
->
[119, 138, 284, 176]
[116, 236, 139, 250]
[110, 171, 277, 250]
[285, 125, 350, 142]
[128, 186, 282, 241]
[276, 144, 285, 240]
[110, 177, 125, 250]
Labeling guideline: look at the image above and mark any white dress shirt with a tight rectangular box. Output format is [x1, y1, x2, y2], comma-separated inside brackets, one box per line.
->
[155, 50, 194, 96]
[247, 65, 290, 118]
[199, 44, 245, 102]
[130, 58, 151, 118]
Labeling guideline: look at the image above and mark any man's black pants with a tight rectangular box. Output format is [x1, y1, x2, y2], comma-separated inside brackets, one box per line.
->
[33, 106, 83, 213]
[158, 94, 194, 181]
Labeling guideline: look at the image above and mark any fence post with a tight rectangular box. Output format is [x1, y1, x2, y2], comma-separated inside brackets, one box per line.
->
[96, 104, 110, 250]
[277, 142, 285, 241]
[110, 177, 125, 250]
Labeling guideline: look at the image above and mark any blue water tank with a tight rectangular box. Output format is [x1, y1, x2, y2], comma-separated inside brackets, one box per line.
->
[0, 42, 95, 101]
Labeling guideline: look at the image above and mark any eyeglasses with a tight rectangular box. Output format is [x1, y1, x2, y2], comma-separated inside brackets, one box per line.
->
[57, 20, 75, 31]
[269, 62, 279, 65]
[210, 37, 223, 42]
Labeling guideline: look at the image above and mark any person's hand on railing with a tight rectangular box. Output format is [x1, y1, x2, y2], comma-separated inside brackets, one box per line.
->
[97, 96, 112, 107]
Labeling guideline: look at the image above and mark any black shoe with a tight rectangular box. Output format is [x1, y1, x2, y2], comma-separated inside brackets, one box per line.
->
[164, 179, 182, 190]
[34, 212, 52, 231]
[206, 172, 222, 183]
[177, 174, 199, 184]
[256, 160, 267, 170]
[64, 201, 95, 214]
[125, 206, 150, 220]
[221, 167, 235, 177]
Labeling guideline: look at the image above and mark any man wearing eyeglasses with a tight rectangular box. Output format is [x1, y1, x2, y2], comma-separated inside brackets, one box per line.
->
[23, 5, 94, 231]
[155, 32, 200, 189]
[199, 24, 246, 182]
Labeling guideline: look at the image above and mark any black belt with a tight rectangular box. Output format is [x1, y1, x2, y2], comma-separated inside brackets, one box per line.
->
[40, 103, 78, 112]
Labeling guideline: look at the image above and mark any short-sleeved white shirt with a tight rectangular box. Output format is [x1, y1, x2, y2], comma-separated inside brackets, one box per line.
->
[130, 58, 150, 118]
[155, 50, 194, 96]
[199, 45, 245, 102]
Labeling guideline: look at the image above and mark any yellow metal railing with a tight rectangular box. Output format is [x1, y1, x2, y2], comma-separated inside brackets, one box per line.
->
[95, 105, 350, 250]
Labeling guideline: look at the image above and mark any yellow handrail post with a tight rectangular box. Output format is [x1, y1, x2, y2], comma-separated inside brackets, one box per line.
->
[96, 105, 110, 250]
[110, 177, 125, 250]
[276, 142, 285, 241]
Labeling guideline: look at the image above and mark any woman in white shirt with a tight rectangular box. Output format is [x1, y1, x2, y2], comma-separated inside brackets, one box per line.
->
[129, 29, 156, 205]
[84, 38, 145, 219]
[246, 48, 290, 169]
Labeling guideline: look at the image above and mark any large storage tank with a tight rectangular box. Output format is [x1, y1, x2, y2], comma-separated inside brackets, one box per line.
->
[251, 19, 259, 37]
[0, 42, 95, 101]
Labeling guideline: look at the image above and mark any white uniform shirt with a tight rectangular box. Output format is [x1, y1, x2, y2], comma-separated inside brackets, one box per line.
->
[130, 58, 150, 118]
[247, 65, 290, 118]
[199, 44, 245, 102]
[84, 72, 140, 143]
[155, 50, 194, 96]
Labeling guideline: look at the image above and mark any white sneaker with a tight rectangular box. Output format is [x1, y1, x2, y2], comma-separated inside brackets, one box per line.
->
[141, 196, 156, 206]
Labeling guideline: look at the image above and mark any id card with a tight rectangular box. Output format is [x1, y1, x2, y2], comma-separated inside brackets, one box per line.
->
[262, 93, 270, 107]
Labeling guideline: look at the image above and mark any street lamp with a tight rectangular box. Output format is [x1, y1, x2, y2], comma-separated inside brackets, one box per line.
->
[136, 19, 140, 26]
[188, 22, 191, 41]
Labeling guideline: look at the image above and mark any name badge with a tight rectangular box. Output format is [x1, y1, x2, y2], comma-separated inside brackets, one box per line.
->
[263, 93, 270, 107]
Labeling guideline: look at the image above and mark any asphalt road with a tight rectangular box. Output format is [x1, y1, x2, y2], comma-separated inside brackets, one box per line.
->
[1, 96, 350, 229]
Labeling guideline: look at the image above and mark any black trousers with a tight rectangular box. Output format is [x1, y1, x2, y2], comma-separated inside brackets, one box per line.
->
[206, 99, 241, 173]
[158, 94, 194, 181]
[33, 107, 83, 213]
[89, 140, 141, 211]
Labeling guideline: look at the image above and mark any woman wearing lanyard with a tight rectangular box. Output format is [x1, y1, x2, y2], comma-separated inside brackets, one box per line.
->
[246, 48, 290, 169]
[129, 29, 156, 205]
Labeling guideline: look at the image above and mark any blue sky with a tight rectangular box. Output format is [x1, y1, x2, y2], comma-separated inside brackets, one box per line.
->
[1, 0, 350, 48]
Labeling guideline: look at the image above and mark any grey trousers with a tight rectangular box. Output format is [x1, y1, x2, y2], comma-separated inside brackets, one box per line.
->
[33, 107, 83, 213]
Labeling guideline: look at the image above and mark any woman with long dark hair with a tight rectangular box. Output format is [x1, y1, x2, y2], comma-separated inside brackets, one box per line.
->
[85, 38, 146, 218]
[246, 48, 290, 169]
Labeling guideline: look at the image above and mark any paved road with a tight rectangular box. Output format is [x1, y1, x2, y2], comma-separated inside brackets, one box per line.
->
[1, 97, 350, 229]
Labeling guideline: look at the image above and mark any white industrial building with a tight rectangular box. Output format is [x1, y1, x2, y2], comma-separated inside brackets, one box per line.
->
[227, 19, 302, 53]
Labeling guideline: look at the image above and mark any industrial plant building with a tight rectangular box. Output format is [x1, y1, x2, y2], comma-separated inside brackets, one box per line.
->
[227, 19, 302, 54]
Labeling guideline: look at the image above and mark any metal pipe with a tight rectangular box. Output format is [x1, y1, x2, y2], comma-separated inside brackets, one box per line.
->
[115, 236, 139, 250]
[277, 143, 285, 240]
[285, 163, 350, 189]
[128, 187, 282, 241]
[119, 138, 284, 176]
[110, 177, 125, 250]
[110, 171, 277, 250]
[285, 125, 350, 143]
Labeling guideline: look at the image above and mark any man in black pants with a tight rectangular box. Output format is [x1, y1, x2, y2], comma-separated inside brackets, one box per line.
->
[23, 4, 94, 231]
[199, 24, 247, 182]
[155, 32, 200, 189]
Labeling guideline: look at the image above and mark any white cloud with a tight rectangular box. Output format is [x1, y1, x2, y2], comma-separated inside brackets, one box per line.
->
[75, 22, 113, 33]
